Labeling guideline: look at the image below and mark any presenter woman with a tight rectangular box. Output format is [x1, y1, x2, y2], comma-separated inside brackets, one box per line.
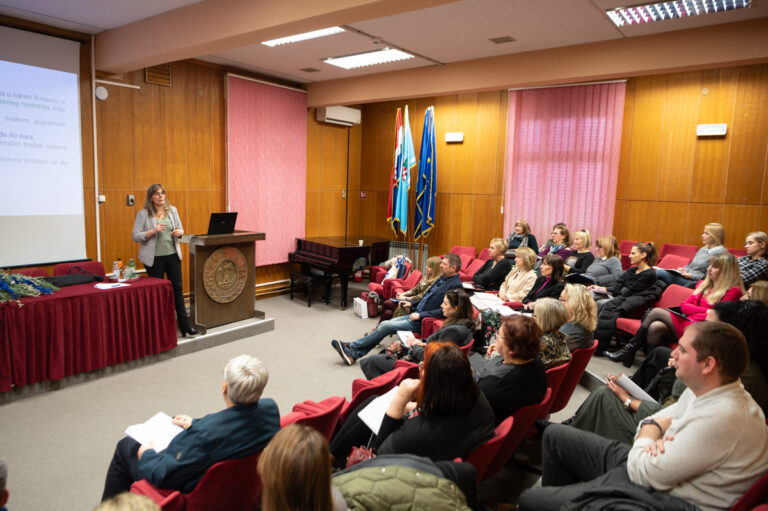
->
[132, 184, 198, 337]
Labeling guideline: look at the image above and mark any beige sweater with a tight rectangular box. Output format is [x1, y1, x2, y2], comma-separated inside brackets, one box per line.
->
[498, 268, 537, 301]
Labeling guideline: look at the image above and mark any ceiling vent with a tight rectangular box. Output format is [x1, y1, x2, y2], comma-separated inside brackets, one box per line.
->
[489, 36, 515, 44]
[316, 106, 361, 126]
[145, 64, 172, 87]
[301, 67, 321, 73]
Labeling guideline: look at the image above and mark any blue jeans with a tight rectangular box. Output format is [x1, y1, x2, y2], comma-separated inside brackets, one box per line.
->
[347, 315, 420, 360]
[655, 268, 697, 288]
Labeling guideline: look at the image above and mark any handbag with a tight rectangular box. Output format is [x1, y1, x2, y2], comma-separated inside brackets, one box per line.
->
[44, 266, 102, 287]
[345, 445, 375, 468]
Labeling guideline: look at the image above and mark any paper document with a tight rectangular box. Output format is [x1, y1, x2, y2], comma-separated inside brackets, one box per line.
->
[614, 374, 657, 403]
[462, 282, 474, 289]
[488, 304, 517, 316]
[95, 283, 129, 289]
[125, 412, 184, 452]
[397, 330, 415, 344]
[470, 292, 502, 311]
[358, 387, 398, 434]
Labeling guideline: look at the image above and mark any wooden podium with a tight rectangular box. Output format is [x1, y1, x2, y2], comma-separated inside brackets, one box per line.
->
[182, 230, 265, 330]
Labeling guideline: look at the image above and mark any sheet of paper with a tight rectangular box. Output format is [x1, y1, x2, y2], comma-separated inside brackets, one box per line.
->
[489, 304, 517, 316]
[462, 282, 474, 289]
[397, 330, 415, 344]
[615, 374, 657, 403]
[94, 283, 129, 289]
[358, 386, 398, 435]
[470, 292, 502, 311]
[125, 412, 184, 452]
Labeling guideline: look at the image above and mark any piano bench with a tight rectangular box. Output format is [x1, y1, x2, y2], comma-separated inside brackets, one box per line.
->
[290, 271, 333, 307]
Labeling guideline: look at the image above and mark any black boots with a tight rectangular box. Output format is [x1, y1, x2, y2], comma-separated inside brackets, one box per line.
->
[605, 330, 645, 367]
[178, 317, 200, 338]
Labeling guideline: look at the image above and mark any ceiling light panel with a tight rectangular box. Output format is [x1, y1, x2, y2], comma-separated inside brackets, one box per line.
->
[607, 0, 751, 27]
[261, 26, 344, 47]
[324, 48, 414, 69]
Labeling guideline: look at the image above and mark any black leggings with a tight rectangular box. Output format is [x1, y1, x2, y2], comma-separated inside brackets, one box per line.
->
[146, 253, 189, 325]
[641, 308, 677, 351]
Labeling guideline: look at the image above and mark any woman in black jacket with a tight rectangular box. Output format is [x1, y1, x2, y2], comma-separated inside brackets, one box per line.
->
[522, 254, 566, 310]
[473, 238, 513, 290]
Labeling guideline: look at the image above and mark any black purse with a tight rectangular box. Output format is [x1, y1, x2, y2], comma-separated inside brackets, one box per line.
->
[44, 266, 102, 287]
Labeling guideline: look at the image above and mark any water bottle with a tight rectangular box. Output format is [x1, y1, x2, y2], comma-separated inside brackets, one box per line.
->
[112, 260, 119, 279]
[128, 258, 136, 279]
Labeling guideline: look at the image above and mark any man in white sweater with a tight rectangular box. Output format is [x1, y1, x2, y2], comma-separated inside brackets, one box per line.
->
[519, 321, 768, 511]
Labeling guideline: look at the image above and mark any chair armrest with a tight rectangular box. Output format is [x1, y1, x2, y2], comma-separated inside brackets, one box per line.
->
[131, 480, 184, 511]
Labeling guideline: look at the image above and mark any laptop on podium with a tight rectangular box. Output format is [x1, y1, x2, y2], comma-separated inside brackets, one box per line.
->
[206, 212, 237, 235]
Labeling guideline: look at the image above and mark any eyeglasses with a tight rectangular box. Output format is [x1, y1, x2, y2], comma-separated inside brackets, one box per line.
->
[153, 190, 166, 196]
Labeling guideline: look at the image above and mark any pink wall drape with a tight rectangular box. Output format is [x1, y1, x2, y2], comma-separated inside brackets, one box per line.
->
[227, 77, 307, 266]
[503, 83, 625, 249]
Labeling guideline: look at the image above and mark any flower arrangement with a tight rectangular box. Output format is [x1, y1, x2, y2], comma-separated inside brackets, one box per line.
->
[0, 272, 59, 304]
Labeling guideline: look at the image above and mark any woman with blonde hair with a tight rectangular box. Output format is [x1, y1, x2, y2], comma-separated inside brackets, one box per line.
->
[743, 280, 768, 306]
[259, 424, 345, 511]
[564, 229, 595, 274]
[472, 238, 513, 290]
[559, 284, 598, 352]
[377, 256, 442, 323]
[738, 231, 768, 287]
[582, 235, 623, 287]
[506, 219, 538, 257]
[656, 222, 728, 288]
[478, 247, 538, 349]
[532, 298, 571, 369]
[606, 252, 744, 366]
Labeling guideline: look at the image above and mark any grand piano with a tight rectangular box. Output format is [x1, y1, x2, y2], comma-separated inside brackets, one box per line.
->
[289, 236, 389, 308]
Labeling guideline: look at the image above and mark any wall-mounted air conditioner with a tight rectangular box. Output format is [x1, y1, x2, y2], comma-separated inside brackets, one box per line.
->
[316, 106, 361, 126]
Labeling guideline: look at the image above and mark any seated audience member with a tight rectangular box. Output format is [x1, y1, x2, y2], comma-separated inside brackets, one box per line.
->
[0, 458, 7, 511]
[538, 223, 573, 260]
[94, 493, 160, 511]
[519, 321, 768, 511]
[743, 279, 768, 306]
[258, 424, 347, 511]
[378, 256, 442, 323]
[472, 238, 513, 290]
[472, 315, 547, 424]
[329, 343, 494, 466]
[532, 298, 571, 369]
[606, 253, 743, 366]
[478, 247, 538, 349]
[331, 254, 462, 366]
[506, 219, 538, 258]
[656, 222, 728, 289]
[591, 242, 660, 355]
[361, 289, 474, 379]
[559, 284, 598, 352]
[101, 355, 280, 500]
[738, 231, 768, 288]
[563, 229, 595, 274]
[583, 235, 623, 287]
[522, 254, 566, 309]
[563, 299, 768, 445]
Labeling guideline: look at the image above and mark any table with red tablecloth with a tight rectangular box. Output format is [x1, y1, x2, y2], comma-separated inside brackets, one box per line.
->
[0, 277, 178, 392]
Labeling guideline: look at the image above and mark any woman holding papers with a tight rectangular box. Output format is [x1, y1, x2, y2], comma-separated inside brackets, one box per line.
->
[472, 238, 513, 290]
[606, 253, 743, 366]
[131, 184, 198, 337]
[329, 343, 494, 466]
[478, 247, 538, 349]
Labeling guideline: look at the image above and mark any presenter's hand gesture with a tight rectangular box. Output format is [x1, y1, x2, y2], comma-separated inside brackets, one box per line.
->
[171, 228, 183, 238]
[155, 223, 166, 234]
[172, 414, 193, 429]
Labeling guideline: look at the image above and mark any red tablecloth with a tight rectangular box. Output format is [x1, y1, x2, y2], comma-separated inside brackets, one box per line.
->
[0, 277, 177, 392]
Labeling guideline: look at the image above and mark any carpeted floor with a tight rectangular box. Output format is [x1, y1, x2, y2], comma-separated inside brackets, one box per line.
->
[0, 281, 631, 511]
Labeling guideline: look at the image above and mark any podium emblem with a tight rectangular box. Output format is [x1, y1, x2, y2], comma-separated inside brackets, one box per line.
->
[203, 247, 248, 303]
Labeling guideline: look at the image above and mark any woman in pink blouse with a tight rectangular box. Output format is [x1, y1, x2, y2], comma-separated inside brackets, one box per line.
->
[606, 253, 744, 366]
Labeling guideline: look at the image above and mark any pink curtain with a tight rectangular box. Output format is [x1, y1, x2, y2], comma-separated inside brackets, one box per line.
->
[227, 77, 307, 265]
[503, 83, 625, 249]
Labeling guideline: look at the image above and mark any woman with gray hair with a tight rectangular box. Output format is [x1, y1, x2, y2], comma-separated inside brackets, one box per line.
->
[101, 355, 280, 501]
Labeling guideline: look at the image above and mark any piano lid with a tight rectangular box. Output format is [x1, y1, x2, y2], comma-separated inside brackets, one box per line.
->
[300, 236, 390, 248]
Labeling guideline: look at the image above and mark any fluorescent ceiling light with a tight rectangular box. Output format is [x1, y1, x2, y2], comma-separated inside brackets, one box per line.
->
[261, 26, 344, 47]
[324, 48, 414, 70]
[606, 0, 751, 26]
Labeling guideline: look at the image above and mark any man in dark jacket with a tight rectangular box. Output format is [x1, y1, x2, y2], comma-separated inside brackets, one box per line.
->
[101, 355, 280, 500]
[332, 254, 463, 365]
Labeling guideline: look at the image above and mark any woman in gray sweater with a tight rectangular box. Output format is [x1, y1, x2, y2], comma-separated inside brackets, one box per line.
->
[583, 235, 623, 286]
[655, 222, 728, 288]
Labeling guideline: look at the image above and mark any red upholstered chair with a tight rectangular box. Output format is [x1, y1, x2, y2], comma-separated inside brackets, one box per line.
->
[658, 243, 699, 262]
[15, 267, 49, 277]
[539, 362, 570, 420]
[460, 258, 486, 282]
[656, 254, 691, 270]
[503, 301, 524, 310]
[728, 248, 747, 258]
[615, 284, 694, 337]
[280, 395, 346, 441]
[339, 366, 410, 425]
[131, 450, 262, 511]
[368, 261, 412, 291]
[393, 360, 421, 380]
[53, 260, 106, 277]
[550, 340, 598, 415]
[465, 416, 514, 482]
[457, 253, 475, 274]
[451, 245, 477, 259]
[478, 248, 491, 261]
[483, 388, 552, 479]
[383, 270, 422, 299]
[729, 471, 768, 511]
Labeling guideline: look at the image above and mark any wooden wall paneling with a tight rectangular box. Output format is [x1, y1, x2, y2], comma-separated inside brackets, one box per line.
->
[306, 111, 323, 190]
[255, 263, 290, 286]
[624, 75, 666, 201]
[318, 121, 337, 190]
[186, 190, 211, 237]
[612, 199, 626, 241]
[357, 190, 393, 239]
[210, 71, 226, 191]
[654, 202, 689, 247]
[620, 201, 660, 244]
[452, 94, 477, 193]
[722, 204, 760, 248]
[759, 206, 768, 235]
[615, 79, 636, 201]
[83, 189, 97, 260]
[725, 64, 768, 205]
[469, 194, 503, 250]
[683, 203, 723, 246]
[347, 122, 362, 192]
[160, 62, 188, 189]
[374, 102, 397, 191]
[473, 91, 502, 194]
[656, 71, 700, 202]
[131, 75, 162, 189]
[305, 190, 347, 238]
[331, 123, 349, 190]
[432, 193, 474, 257]
[101, 190, 139, 269]
[359, 103, 380, 191]
[79, 41, 95, 190]
[690, 68, 736, 203]
[186, 64, 213, 189]
[495, 92, 509, 196]
[434, 95, 458, 194]
[97, 84, 134, 189]
[346, 193, 361, 237]
[212, 189, 226, 213]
